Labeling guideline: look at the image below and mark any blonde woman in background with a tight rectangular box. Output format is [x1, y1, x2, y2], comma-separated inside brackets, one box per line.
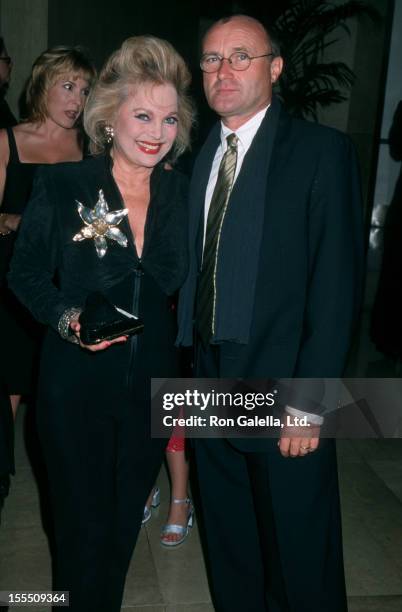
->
[0, 46, 95, 416]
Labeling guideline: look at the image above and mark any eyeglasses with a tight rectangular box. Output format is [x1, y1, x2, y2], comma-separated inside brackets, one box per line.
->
[200, 51, 274, 73]
[0, 56, 11, 65]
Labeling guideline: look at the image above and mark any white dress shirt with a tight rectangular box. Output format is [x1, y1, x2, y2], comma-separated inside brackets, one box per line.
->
[203, 105, 269, 238]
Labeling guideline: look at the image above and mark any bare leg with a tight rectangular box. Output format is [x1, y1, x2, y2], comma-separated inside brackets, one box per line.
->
[10, 394, 21, 419]
[161, 449, 190, 544]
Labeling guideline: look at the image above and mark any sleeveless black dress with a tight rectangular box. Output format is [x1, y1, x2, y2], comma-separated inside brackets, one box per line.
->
[0, 127, 39, 395]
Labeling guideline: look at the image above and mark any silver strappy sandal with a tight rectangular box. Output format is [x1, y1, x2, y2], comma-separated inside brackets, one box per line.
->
[160, 497, 194, 547]
[142, 487, 160, 525]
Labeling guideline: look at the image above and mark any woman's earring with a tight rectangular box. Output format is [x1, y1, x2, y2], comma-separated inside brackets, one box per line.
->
[104, 124, 114, 144]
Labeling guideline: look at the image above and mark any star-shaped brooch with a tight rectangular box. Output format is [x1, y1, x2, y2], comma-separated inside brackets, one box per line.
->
[72, 189, 129, 258]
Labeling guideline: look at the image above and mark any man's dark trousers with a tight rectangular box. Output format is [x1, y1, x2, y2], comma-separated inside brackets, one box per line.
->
[193, 342, 348, 612]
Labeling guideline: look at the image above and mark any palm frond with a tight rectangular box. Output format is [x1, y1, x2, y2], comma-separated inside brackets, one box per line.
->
[281, 88, 349, 120]
[288, 36, 340, 67]
[273, 0, 380, 120]
[283, 62, 355, 89]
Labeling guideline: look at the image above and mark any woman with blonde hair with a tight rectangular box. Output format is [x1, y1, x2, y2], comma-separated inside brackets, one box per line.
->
[0, 45, 95, 415]
[9, 36, 194, 611]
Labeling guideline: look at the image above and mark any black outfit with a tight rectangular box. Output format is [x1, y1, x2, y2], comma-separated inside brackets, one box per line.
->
[0, 97, 17, 129]
[371, 101, 402, 357]
[0, 127, 40, 395]
[8, 153, 188, 612]
[178, 97, 363, 611]
[0, 116, 18, 515]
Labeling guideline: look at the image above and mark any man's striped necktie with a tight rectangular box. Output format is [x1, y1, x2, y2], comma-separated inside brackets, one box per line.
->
[196, 132, 238, 346]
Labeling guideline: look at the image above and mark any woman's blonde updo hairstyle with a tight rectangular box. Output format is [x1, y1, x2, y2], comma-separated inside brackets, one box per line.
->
[25, 46, 96, 123]
[84, 36, 194, 161]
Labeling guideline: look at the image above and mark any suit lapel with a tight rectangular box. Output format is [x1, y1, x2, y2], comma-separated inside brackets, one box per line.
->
[189, 123, 221, 265]
[211, 97, 284, 345]
[227, 96, 282, 220]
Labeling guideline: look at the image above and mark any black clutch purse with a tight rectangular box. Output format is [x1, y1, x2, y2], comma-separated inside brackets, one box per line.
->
[79, 291, 144, 345]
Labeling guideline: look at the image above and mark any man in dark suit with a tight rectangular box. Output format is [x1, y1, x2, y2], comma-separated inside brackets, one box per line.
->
[177, 14, 363, 612]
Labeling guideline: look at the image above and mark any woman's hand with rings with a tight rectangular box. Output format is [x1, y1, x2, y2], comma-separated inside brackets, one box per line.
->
[69, 320, 128, 352]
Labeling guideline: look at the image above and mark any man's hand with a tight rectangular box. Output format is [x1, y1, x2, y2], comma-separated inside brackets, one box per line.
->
[278, 417, 320, 458]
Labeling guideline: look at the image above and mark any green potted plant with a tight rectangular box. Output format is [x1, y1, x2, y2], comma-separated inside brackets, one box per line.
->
[273, 0, 380, 119]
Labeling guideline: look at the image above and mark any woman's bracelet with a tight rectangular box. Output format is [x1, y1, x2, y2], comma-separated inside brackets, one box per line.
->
[58, 307, 82, 343]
